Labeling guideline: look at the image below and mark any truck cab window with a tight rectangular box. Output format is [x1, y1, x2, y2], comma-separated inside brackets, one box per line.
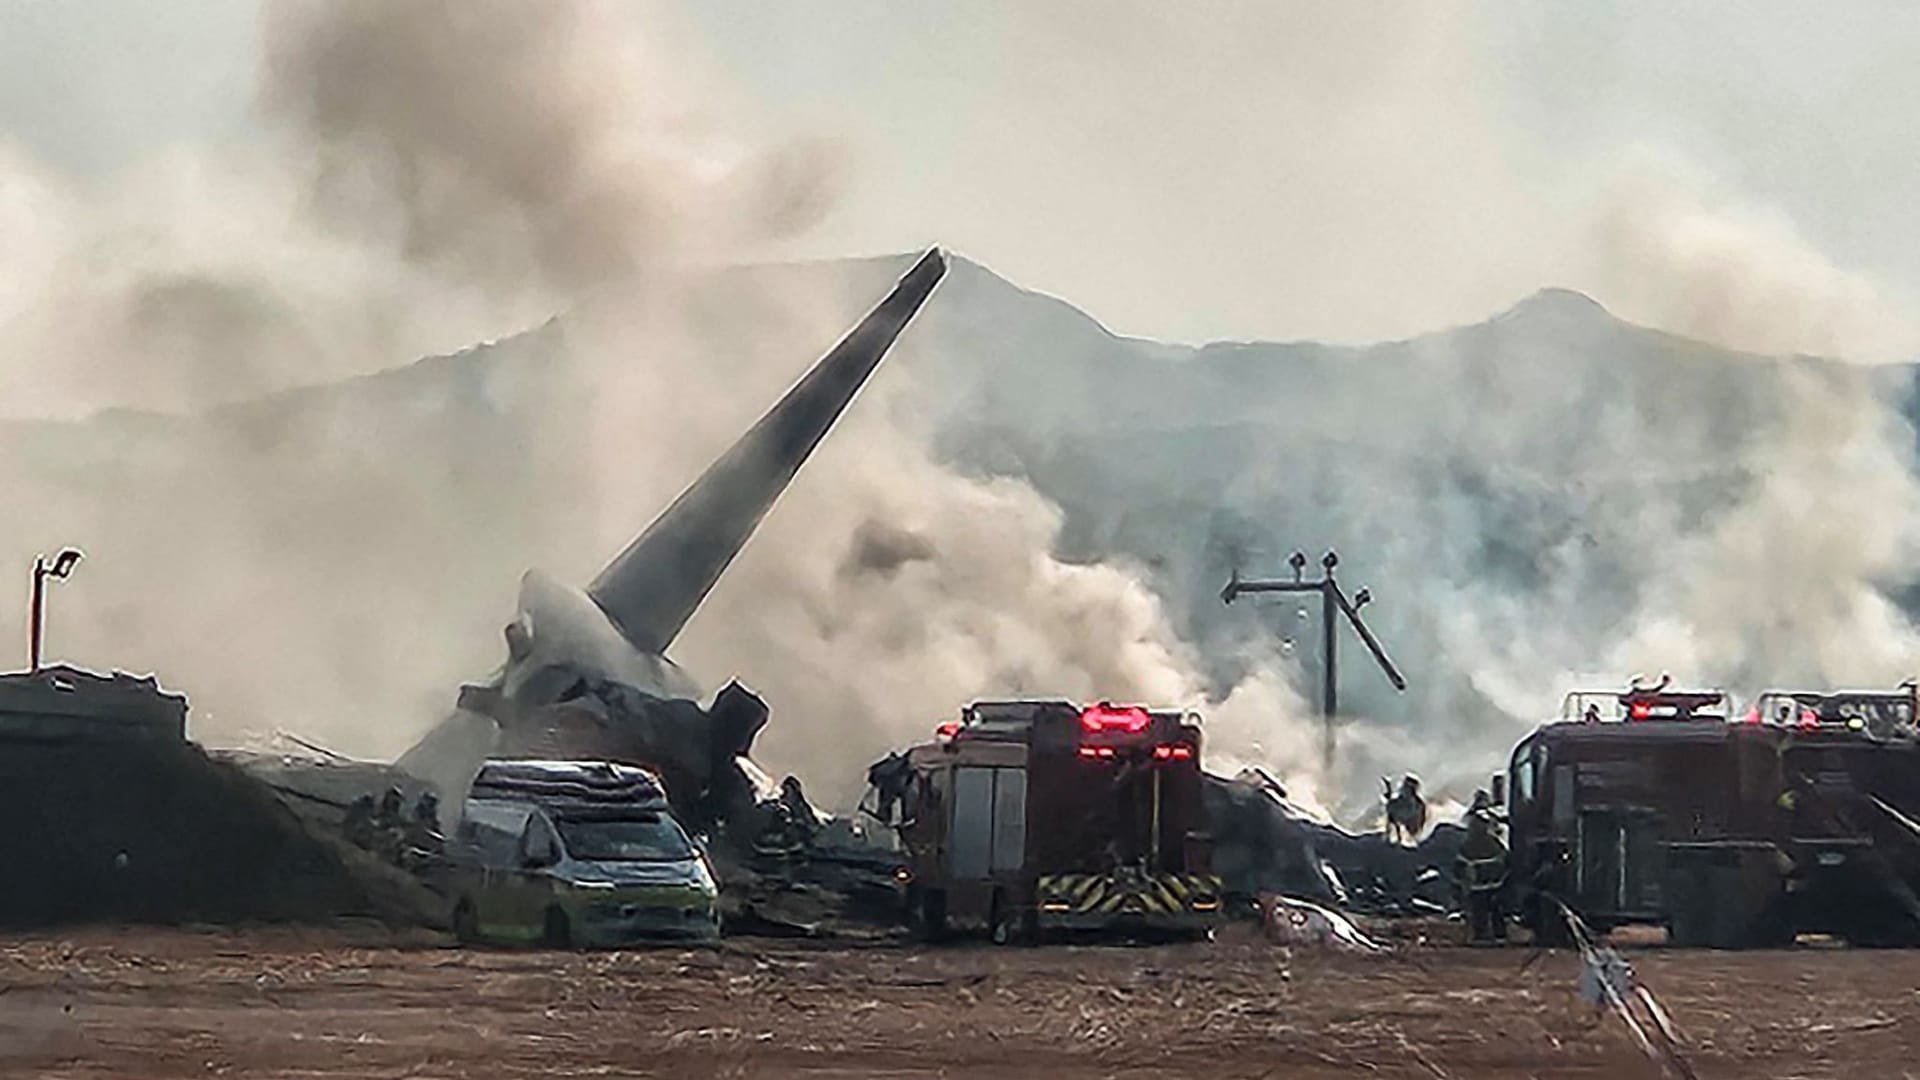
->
[518, 817, 559, 866]
[1512, 741, 1538, 806]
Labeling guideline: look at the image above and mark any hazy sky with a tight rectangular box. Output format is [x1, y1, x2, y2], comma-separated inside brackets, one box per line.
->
[4, 1, 1919, 349]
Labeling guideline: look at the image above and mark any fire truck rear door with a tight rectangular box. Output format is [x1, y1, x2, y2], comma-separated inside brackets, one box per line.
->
[950, 766, 1027, 879]
[991, 767, 1027, 873]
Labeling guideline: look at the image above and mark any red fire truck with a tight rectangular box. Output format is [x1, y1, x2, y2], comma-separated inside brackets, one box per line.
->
[891, 700, 1223, 943]
[1502, 683, 1920, 947]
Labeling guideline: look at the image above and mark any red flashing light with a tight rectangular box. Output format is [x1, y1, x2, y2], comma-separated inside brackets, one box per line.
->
[1799, 708, 1821, 730]
[1077, 746, 1118, 760]
[1744, 708, 1762, 725]
[935, 721, 960, 740]
[1080, 703, 1151, 734]
[1152, 744, 1194, 761]
[1628, 703, 1652, 720]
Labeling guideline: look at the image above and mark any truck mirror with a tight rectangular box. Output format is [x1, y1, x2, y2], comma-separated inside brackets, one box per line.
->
[1490, 774, 1506, 807]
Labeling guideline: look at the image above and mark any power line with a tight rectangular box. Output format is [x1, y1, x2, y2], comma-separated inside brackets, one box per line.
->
[1220, 549, 1407, 768]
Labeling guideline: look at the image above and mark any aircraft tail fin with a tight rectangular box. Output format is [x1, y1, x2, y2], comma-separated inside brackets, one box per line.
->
[588, 247, 947, 654]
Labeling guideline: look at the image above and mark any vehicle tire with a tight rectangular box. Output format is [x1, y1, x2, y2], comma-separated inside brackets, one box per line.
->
[903, 885, 923, 934]
[1841, 914, 1920, 948]
[913, 889, 948, 943]
[1752, 910, 1796, 949]
[542, 907, 572, 949]
[452, 898, 479, 945]
[988, 890, 1015, 946]
[1669, 860, 1785, 949]
[1530, 896, 1574, 948]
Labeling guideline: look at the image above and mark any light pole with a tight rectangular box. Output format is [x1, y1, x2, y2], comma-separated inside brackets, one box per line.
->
[29, 548, 83, 673]
[1221, 549, 1406, 769]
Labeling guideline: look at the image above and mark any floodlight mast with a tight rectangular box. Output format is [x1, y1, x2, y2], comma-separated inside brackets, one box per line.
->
[28, 547, 83, 673]
[1221, 549, 1406, 768]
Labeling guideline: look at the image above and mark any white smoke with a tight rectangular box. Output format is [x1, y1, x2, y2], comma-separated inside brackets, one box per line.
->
[5, 4, 1920, 833]
[1580, 150, 1920, 362]
[0, 2, 1321, 812]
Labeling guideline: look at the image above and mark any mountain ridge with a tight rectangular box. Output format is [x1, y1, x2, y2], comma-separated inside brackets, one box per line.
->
[3, 252, 1916, 816]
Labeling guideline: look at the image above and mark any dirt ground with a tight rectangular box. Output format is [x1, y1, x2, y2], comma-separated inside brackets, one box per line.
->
[1, 923, 1917, 1080]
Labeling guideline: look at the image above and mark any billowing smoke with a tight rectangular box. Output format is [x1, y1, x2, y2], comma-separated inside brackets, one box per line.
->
[0, 2, 844, 743]
[1583, 151, 1920, 362]
[0, 4, 1316, 813]
[261, 0, 841, 295]
[5, 4, 1919, 833]
[928, 159, 1920, 822]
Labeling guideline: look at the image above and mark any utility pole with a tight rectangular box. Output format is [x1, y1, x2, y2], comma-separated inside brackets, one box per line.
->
[1221, 549, 1406, 769]
[28, 548, 83, 673]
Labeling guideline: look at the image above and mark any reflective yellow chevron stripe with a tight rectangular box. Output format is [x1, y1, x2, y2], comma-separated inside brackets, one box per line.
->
[1036, 872, 1225, 914]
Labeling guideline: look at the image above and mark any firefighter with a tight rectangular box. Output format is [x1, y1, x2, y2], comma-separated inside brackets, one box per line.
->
[750, 793, 810, 875]
[778, 775, 819, 845]
[1384, 775, 1427, 846]
[373, 787, 407, 864]
[1456, 789, 1508, 943]
[343, 794, 377, 849]
[404, 791, 444, 867]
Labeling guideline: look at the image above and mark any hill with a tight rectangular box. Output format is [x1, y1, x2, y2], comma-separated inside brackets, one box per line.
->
[5, 253, 1916, 813]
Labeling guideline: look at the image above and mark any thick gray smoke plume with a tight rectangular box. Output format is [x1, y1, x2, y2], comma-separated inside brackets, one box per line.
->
[4, 4, 1919, 829]
[0, 4, 1322, 813]
[262, 0, 842, 294]
[907, 176, 1920, 821]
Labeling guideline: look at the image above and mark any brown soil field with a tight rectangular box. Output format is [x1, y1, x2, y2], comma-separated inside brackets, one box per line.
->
[1, 924, 1916, 1079]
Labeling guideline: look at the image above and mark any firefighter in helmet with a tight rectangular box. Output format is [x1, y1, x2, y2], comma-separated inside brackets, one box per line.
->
[1455, 788, 1508, 943]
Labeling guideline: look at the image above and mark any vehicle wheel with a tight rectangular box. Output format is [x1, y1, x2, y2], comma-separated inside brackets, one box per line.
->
[1753, 911, 1796, 949]
[911, 889, 948, 943]
[1530, 897, 1574, 948]
[542, 907, 572, 949]
[1841, 914, 1920, 948]
[452, 899, 479, 945]
[1669, 861, 1785, 949]
[988, 890, 1016, 946]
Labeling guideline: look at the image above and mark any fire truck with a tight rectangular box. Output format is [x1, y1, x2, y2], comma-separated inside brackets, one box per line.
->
[1755, 686, 1920, 946]
[890, 700, 1223, 943]
[1501, 683, 1920, 947]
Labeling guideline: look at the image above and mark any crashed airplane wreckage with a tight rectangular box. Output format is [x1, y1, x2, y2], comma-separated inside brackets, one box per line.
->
[246, 245, 1465, 933]
[253, 250, 947, 851]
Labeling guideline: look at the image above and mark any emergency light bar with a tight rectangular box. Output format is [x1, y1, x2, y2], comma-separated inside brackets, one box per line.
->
[1080, 703, 1151, 734]
[1562, 687, 1729, 723]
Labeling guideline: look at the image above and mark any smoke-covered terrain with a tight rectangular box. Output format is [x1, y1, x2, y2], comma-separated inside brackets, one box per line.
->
[6, 3, 1920, 827]
[4, 250, 1917, 822]
[900, 263, 1920, 820]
